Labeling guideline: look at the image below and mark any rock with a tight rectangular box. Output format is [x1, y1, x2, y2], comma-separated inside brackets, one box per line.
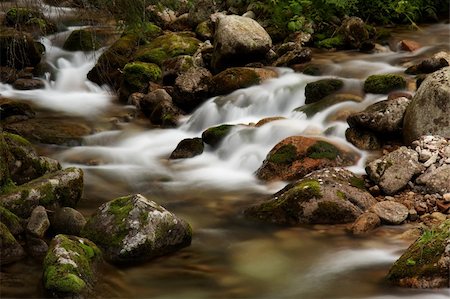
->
[162, 55, 195, 84]
[255, 117, 285, 127]
[4, 118, 92, 146]
[172, 66, 212, 112]
[201, 124, 234, 147]
[337, 17, 369, 49]
[296, 93, 362, 118]
[170, 138, 204, 159]
[4, 7, 57, 36]
[146, 5, 177, 29]
[82, 194, 192, 263]
[212, 15, 272, 71]
[273, 47, 312, 67]
[188, 0, 223, 25]
[26, 236, 48, 259]
[0, 29, 42, 69]
[345, 127, 382, 150]
[245, 168, 377, 225]
[386, 220, 450, 288]
[0, 206, 23, 236]
[50, 207, 87, 236]
[256, 136, 357, 182]
[43, 234, 102, 297]
[398, 40, 421, 52]
[347, 97, 410, 135]
[211, 67, 278, 96]
[403, 67, 450, 143]
[304, 79, 344, 104]
[119, 61, 162, 102]
[365, 147, 423, 195]
[195, 20, 214, 41]
[0, 98, 35, 122]
[26, 206, 50, 238]
[134, 32, 201, 66]
[139, 89, 181, 127]
[350, 212, 381, 235]
[370, 201, 409, 225]
[364, 74, 407, 94]
[415, 164, 450, 195]
[63, 28, 101, 51]
[405, 57, 449, 75]
[0, 222, 26, 265]
[0, 167, 84, 218]
[0, 67, 18, 83]
[2, 132, 61, 185]
[316, 35, 345, 49]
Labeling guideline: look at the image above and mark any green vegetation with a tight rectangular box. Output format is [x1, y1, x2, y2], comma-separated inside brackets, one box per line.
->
[201, 124, 234, 147]
[268, 144, 297, 164]
[122, 61, 162, 92]
[306, 141, 340, 160]
[364, 74, 407, 94]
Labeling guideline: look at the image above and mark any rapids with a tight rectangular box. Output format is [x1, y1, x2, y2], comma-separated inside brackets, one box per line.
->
[1, 24, 449, 298]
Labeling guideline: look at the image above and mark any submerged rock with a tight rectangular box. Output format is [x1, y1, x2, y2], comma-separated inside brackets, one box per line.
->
[363, 74, 407, 94]
[403, 67, 450, 143]
[304, 79, 344, 104]
[245, 168, 377, 225]
[256, 136, 357, 182]
[386, 220, 450, 288]
[82, 194, 192, 263]
[43, 234, 102, 297]
[0, 222, 26, 265]
[63, 28, 101, 51]
[170, 138, 204, 159]
[201, 124, 234, 148]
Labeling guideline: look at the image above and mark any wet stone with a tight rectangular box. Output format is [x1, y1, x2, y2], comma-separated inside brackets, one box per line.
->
[370, 201, 409, 225]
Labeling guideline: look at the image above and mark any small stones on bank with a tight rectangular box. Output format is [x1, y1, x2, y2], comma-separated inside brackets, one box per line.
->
[370, 201, 409, 225]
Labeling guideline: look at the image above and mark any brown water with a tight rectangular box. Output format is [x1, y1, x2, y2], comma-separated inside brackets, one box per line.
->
[1, 23, 450, 299]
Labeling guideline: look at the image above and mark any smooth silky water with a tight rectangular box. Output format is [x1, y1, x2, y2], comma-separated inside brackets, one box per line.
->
[1, 24, 449, 298]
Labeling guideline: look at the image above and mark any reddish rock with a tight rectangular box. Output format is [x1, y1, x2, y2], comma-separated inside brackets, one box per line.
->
[398, 40, 421, 52]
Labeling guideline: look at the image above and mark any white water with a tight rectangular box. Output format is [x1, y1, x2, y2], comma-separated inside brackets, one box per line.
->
[1, 24, 449, 299]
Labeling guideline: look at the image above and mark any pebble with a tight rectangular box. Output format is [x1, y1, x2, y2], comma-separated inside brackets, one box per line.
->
[444, 193, 450, 202]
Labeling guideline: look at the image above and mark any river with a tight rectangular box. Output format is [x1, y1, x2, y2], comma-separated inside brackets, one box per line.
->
[0, 21, 449, 298]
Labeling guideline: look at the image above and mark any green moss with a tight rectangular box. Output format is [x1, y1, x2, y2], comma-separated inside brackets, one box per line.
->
[4, 132, 31, 146]
[364, 74, 407, 94]
[316, 35, 345, 49]
[5, 7, 42, 25]
[213, 68, 261, 96]
[289, 179, 322, 199]
[122, 61, 162, 92]
[0, 222, 17, 245]
[0, 206, 22, 233]
[108, 196, 134, 229]
[123, 22, 162, 42]
[336, 190, 346, 200]
[349, 176, 366, 190]
[44, 266, 86, 293]
[306, 140, 339, 160]
[304, 79, 344, 104]
[268, 144, 297, 164]
[201, 124, 234, 147]
[63, 29, 101, 52]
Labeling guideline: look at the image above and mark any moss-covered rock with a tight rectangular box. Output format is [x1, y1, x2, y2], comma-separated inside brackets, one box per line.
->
[134, 32, 201, 66]
[122, 22, 162, 42]
[201, 124, 234, 148]
[211, 67, 278, 96]
[195, 20, 214, 41]
[273, 48, 312, 67]
[63, 29, 101, 51]
[245, 168, 377, 225]
[315, 35, 345, 49]
[295, 93, 362, 117]
[5, 7, 57, 35]
[0, 167, 83, 218]
[0, 28, 42, 69]
[119, 62, 162, 102]
[304, 79, 344, 104]
[82, 194, 192, 263]
[43, 234, 102, 297]
[170, 138, 204, 159]
[386, 220, 450, 288]
[256, 136, 357, 182]
[0, 206, 23, 236]
[139, 89, 182, 127]
[363, 74, 407, 94]
[0, 222, 26, 265]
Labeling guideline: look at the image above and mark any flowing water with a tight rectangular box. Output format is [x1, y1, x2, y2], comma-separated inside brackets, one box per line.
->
[1, 23, 450, 298]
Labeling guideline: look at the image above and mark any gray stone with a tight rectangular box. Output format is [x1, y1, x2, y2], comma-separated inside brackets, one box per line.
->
[27, 206, 50, 238]
[82, 194, 192, 263]
[139, 89, 181, 127]
[403, 67, 450, 143]
[273, 47, 312, 67]
[370, 201, 409, 224]
[415, 164, 450, 195]
[173, 67, 212, 112]
[26, 236, 48, 258]
[51, 207, 87, 236]
[365, 147, 423, 195]
[170, 138, 204, 159]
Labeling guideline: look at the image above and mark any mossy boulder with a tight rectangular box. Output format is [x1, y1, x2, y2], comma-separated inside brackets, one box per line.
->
[5, 7, 57, 36]
[337, 17, 369, 49]
[119, 62, 162, 102]
[0, 206, 23, 236]
[245, 168, 377, 225]
[63, 29, 101, 51]
[201, 124, 234, 148]
[4, 118, 92, 146]
[315, 35, 345, 49]
[81, 194, 192, 263]
[0, 222, 26, 265]
[134, 32, 201, 66]
[170, 138, 204, 159]
[0, 167, 83, 218]
[195, 20, 214, 41]
[386, 220, 450, 288]
[162, 55, 195, 85]
[2, 132, 61, 185]
[363, 74, 407, 94]
[0, 29, 42, 69]
[304, 79, 344, 104]
[256, 136, 357, 182]
[122, 22, 162, 41]
[295, 93, 362, 117]
[43, 234, 102, 297]
[211, 67, 278, 96]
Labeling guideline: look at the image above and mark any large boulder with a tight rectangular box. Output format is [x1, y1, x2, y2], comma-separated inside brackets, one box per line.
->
[403, 67, 450, 143]
[0, 29, 42, 69]
[82, 194, 192, 263]
[172, 66, 212, 112]
[255, 136, 357, 182]
[365, 147, 423, 195]
[63, 28, 102, 51]
[0, 222, 26, 265]
[405, 57, 449, 75]
[4, 7, 57, 36]
[245, 168, 377, 225]
[415, 164, 450, 195]
[0, 167, 84, 218]
[386, 220, 450, 288]
[337, 17, 369, 49]
[43, 234, 102, 297]
[211, 15, 272, 71]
